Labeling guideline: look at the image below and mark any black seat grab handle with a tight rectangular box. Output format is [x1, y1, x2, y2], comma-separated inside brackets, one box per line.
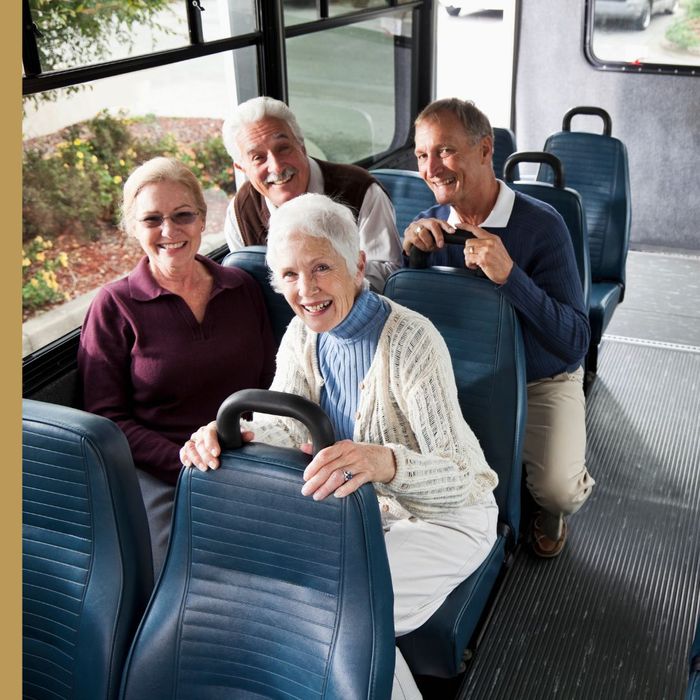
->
[216, 389, 335, 455]
[409, 230, 482, 273]
[504, 151, 565, 188]
[562, 106, 612, 136]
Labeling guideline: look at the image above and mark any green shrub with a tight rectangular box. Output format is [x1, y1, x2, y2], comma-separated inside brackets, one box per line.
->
[666, 1, 700, 51]
[22, 236, 69, 315]
[23, 110, 233, 244]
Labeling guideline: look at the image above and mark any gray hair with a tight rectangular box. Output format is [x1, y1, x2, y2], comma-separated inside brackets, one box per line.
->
[121, 157, 206, 234]
[266, 193, 363, 293]
[222, 96, 306, 162]
[416, 98, 493, 144]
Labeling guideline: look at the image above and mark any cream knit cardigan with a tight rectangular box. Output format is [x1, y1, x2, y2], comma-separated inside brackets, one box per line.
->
[245, 299, 498, 520]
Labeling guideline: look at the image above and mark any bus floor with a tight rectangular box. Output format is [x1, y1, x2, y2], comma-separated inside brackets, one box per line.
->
[423, 249, 700, 700]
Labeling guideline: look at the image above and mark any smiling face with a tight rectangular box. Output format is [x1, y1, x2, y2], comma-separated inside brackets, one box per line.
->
[234, 117, 311, 207]
[275, 232, 365, 334]
[414, 111, 494, 217]
[131, 180, 203, 278]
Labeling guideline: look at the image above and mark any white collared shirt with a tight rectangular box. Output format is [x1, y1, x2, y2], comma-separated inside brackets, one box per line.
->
[446, 180, 515, 228]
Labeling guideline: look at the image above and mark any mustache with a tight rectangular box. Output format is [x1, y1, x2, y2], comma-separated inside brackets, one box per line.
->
[265, 168, 297, 185]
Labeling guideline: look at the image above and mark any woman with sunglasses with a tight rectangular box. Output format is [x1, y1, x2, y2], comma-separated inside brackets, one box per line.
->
[78, 157, 275, 576]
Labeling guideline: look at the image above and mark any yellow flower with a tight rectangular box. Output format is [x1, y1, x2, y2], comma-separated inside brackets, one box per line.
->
[41, 270, 50, 282]
[56, 141, 69, 150]
[119, 159, 125, 166]
[73, 138, 82, 146]
[45, 240, 53, 249]
[91, 155, 98, 163]
[30, 278, 39, 288]
[113, 175, 122, 184]
[76, 151, 84, 160]
[22, 257, 31, 267]
[36, 252, 45, 262]
[76, 161, 84, 171]
[34, 235, 44, 244]
[58, 252, 68, 267]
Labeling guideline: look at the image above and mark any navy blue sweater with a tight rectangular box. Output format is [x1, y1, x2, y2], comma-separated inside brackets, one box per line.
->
[414, 193, 590, 382]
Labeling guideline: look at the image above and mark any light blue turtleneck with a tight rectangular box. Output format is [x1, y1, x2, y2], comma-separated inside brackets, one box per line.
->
[317, 290, 390, 441]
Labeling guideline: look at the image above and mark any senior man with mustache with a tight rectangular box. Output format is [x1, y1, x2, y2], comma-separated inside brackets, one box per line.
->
[222, 96, 403, 293]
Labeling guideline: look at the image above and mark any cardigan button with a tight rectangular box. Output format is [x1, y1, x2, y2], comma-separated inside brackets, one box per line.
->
[381, 504, 389, 512]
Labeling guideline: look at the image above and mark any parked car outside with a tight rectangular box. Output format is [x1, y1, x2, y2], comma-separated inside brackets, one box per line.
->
[437, 0, 505, 18]
[594, 0, 679, 31]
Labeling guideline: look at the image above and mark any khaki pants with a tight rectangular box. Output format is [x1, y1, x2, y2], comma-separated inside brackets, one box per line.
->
[523, 366, 594, 539]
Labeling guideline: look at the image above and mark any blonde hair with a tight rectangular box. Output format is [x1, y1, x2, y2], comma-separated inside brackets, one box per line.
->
[121, 157, 207, 233]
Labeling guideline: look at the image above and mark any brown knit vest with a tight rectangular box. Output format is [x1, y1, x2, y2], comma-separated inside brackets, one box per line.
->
[233, 158, 378, 246]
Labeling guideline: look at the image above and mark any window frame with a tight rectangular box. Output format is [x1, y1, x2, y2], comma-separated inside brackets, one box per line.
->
[583, 0, 699, 77]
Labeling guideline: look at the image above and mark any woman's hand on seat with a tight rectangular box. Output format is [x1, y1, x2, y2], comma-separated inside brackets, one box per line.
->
[180, 421, 254, 471]
[300, 440, 397, 500]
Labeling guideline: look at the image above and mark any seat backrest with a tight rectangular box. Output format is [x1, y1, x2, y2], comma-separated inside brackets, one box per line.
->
[223, 245, 295, 347]
[370, 168, 436, 238]
[689, 619, 700, 700]
[23, 399, 153, 700]
[504, 151, 591, 312]
[383, 269, 526, 539]
[120, 390, 395, 700]
[493, 127, 518, 180]
[539, 106, 631, 293]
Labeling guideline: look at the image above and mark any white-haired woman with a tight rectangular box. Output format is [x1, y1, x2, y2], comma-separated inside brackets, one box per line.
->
[78, 157, 276, 576]
[180, 193, 498, 700]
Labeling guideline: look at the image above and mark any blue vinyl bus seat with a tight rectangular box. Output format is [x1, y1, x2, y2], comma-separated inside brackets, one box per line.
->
[504, 151, 591, 313]
[493, 127, 518, 180]
[539, 106, 631, 374]
[223, 245, 294, 347]
[120, 389, 395, 700]
[688, 619, 700, 700]
[23, 399, 153, 700]
[370, 168, 435, 239]
[383, 269, 526, 678]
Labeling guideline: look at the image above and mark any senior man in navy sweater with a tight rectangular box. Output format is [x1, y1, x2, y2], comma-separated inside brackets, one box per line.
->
[403, 98, 593, 558]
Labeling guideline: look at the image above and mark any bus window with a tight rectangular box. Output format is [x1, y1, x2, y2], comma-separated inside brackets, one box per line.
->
[587, 0, 699, 73]
[287, 14, 411, 163]
[22, 47, 257, 356]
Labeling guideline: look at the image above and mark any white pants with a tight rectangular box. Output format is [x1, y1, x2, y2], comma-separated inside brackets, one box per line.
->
[387, 497, 499, 699]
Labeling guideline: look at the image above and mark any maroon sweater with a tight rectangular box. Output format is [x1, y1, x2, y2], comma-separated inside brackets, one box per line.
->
[78, 255, 276, 484]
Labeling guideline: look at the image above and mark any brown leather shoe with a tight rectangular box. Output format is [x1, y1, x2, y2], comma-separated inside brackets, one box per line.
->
[531, 512, 567, 558]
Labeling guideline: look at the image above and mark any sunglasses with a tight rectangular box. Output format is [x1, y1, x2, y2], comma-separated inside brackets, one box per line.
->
[139, 211, 200, 228]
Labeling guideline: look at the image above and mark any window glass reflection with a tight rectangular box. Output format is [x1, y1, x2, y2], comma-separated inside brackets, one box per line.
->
[287, 14, 412, 163]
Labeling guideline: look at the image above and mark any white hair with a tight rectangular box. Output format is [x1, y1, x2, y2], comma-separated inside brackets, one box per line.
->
[266, 193, 364, 293]
[222, 96, 306, 162]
